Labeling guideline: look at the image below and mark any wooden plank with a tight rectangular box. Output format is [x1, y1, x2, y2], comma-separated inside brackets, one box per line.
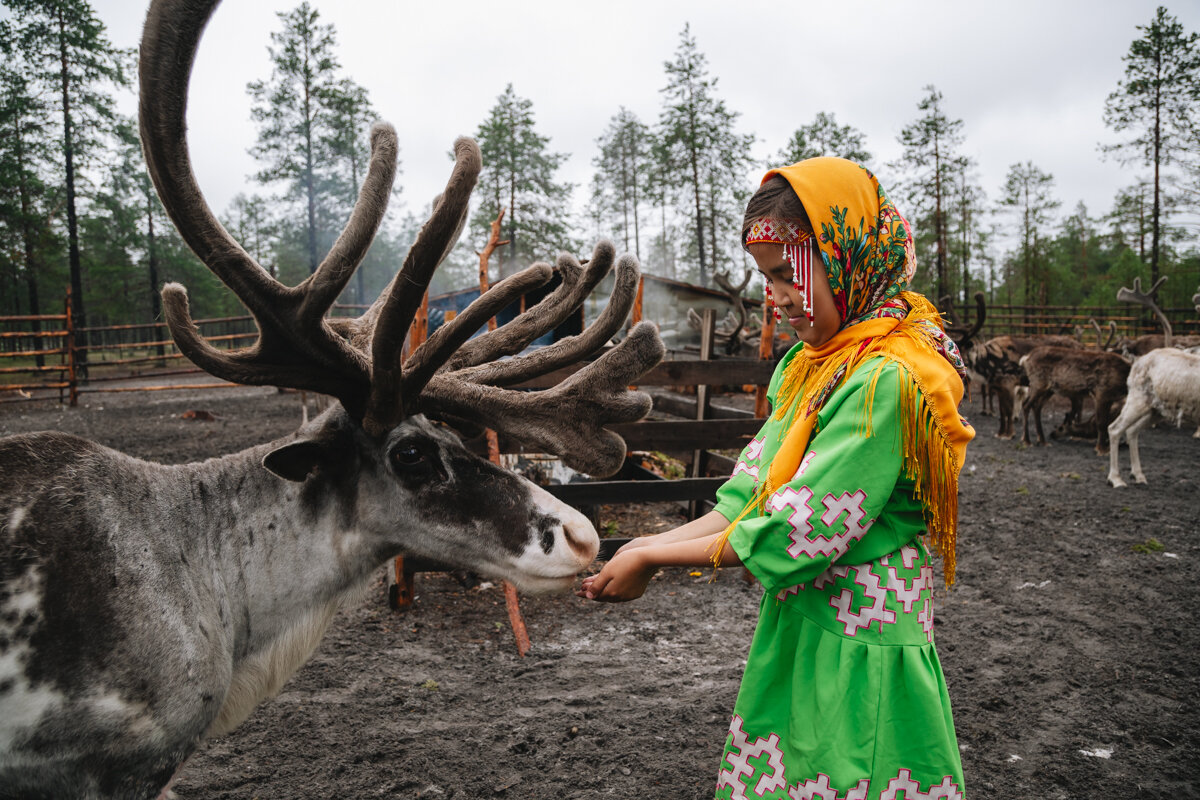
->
[609, 418, 762, 450]
[513, 357, 774, 389]
[542, 476, 727, 505]
[468, 418, 763, 457]
[647, 390, 755, 420]
[690, 309, 716, 519]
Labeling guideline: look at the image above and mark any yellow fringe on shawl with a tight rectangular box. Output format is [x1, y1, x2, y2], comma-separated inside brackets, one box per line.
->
[710, 292, 971, 585]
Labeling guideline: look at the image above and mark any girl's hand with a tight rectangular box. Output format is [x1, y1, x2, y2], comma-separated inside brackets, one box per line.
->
[613, 535, 657, 557]
[576, 551, 657, 603]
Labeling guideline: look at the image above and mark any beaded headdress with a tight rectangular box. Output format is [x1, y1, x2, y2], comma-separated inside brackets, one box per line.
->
[745, 217, 816, 325]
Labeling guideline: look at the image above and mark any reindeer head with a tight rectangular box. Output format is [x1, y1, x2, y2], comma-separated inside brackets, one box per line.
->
[138, 0, 663, 590]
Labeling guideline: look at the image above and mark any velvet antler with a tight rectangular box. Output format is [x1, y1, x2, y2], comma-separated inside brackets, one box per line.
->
[140, 0, 663, 467]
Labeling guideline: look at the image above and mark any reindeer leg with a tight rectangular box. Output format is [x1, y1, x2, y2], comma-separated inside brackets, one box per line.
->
[1033, 392, 1050, 446]
[996, 385, 1013, 439]
[1024, 390, 1049, 446]
[1126, 413, 1154, 485]
[1107, 417, 1126, 488]
[1094, 393, 1114, 455]
[1108, 397, 1152, 487]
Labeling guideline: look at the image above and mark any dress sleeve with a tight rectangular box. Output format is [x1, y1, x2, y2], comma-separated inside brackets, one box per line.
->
[712, 427, 766, 523]
[728, 361, 910, 595]
[711, 342, 803, 523]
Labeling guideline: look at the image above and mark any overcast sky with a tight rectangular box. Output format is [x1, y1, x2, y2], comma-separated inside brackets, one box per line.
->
[96, 0, 1198, 248]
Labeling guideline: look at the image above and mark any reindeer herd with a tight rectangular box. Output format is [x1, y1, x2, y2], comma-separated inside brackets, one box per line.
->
[953, 279, 1200, 490]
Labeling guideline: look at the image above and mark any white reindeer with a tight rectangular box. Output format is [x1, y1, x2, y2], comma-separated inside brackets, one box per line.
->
[0, 1, 664, 796]
[1107, 278, 1200, 487]
[1107, 348, 1200, 487]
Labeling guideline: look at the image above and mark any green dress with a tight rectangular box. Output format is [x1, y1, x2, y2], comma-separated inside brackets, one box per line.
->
[713, 347, 965, 800]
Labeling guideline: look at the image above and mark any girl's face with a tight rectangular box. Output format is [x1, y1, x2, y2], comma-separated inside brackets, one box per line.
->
[750, 242, 841, 348]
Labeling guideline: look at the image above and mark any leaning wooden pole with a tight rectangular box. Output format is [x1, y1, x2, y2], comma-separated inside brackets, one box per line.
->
[754, 301, 776, 418]
[478, 207, 510, 333]
[478, 207, 530, 657]
[390, 290, 431, 611]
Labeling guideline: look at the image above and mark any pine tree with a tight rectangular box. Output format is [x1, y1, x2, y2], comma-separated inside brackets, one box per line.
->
[319, 76, 386, 303]
[224, 193, 278, 279]
[248, 2, 375, 278]
[1108, 181, 1153, 262]
[774, 112, 872, 166]
[471, 84, 573, 279]
[894, 86, 964, 303]
[658, 24, 754, 286]
[998, 161, 1059, 312]
[0, 25, 59, 335]
[946, 156, 987, 311]
[1102, 6, 1200, 294]
[8, 0, 130, 364]
[591, 107, 653, 259]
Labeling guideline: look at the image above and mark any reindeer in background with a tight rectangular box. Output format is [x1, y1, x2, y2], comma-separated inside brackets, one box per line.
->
[1108, 278, 1200, 487]
[0, 0, 663, 796]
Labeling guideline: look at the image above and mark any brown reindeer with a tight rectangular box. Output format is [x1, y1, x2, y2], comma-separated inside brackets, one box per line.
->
[1019, 346, 1130, 453]
[0, 1, 663, 797]
[964, 334, 1081, 438]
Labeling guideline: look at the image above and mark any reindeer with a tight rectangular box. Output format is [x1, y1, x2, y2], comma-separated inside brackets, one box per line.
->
[0, 1, 664, 797]
[964, 333, 1080, 438]
[1018, 346, 1131, 453]
[1106, 278, 1200, 486]
[1107, 348, 1200, 486]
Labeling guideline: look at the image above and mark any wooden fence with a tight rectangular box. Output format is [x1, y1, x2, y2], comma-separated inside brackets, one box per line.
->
[948, 300, 1200, 341]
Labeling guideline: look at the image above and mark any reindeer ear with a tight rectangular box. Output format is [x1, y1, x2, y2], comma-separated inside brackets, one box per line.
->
[263, 440, 330, 482]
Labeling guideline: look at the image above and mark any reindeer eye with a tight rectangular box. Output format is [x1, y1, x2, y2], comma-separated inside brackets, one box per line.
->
[390, 444, 426, 469]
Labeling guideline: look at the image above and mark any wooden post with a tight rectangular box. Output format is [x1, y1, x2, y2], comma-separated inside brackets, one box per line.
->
[754, 302, 776, 418]
[632, 276, 644, 326]
[478, 207, 529, 657]
[390, 290, 430, 612]
[65, 289, 78, 407]
[688, 308, 716, 519]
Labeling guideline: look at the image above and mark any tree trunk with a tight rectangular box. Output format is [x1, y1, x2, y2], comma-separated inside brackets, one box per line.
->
[146, 192, 164, 360]
[351, 149, 364, 305]
[933, 130, 946, 303]
[303, 33, 318, 274]
[58, 10, 87, 371]
[686, 94, 706, 285]
[1150, 54, 1161, 295]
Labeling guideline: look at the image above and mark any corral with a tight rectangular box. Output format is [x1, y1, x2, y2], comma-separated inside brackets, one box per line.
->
[1, 382, 1194, 799]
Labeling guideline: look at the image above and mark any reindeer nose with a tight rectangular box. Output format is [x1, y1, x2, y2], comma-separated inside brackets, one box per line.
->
[559, 505, 600, 562]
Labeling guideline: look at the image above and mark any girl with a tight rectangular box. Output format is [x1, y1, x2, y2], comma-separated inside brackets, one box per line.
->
[579, 158, 973, 800]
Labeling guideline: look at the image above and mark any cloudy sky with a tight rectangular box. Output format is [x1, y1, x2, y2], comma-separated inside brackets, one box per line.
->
[97, 0, 1197, 246]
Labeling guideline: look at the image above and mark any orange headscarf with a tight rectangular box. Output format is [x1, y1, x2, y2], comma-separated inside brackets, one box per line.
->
[717, 159, 974, 584]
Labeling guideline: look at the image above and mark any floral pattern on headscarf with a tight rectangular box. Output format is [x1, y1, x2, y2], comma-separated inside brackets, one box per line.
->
[762, 158, 965, 377]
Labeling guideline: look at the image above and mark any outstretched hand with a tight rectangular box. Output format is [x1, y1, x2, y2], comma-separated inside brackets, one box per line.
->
[576, 550, 657, 603]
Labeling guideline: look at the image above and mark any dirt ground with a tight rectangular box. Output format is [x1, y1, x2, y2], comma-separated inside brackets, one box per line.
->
[1, 384, 1197, 799]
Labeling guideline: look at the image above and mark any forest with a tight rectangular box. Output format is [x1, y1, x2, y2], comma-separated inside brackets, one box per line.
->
[0, 2, 1198, 336]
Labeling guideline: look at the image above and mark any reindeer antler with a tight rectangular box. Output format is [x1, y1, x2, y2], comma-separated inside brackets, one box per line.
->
[139, 0, 663, 471]
[1117, 276, 1172, 349]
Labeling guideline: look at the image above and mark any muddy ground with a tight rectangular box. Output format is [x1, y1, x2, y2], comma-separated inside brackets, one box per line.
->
[1, 385, 1197, 799]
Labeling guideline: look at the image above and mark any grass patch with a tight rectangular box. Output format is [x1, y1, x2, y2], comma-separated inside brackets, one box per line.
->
[1131, 538, 1165, 555]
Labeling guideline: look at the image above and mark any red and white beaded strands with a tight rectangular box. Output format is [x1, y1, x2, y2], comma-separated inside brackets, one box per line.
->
[745, 217, 815, 326]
